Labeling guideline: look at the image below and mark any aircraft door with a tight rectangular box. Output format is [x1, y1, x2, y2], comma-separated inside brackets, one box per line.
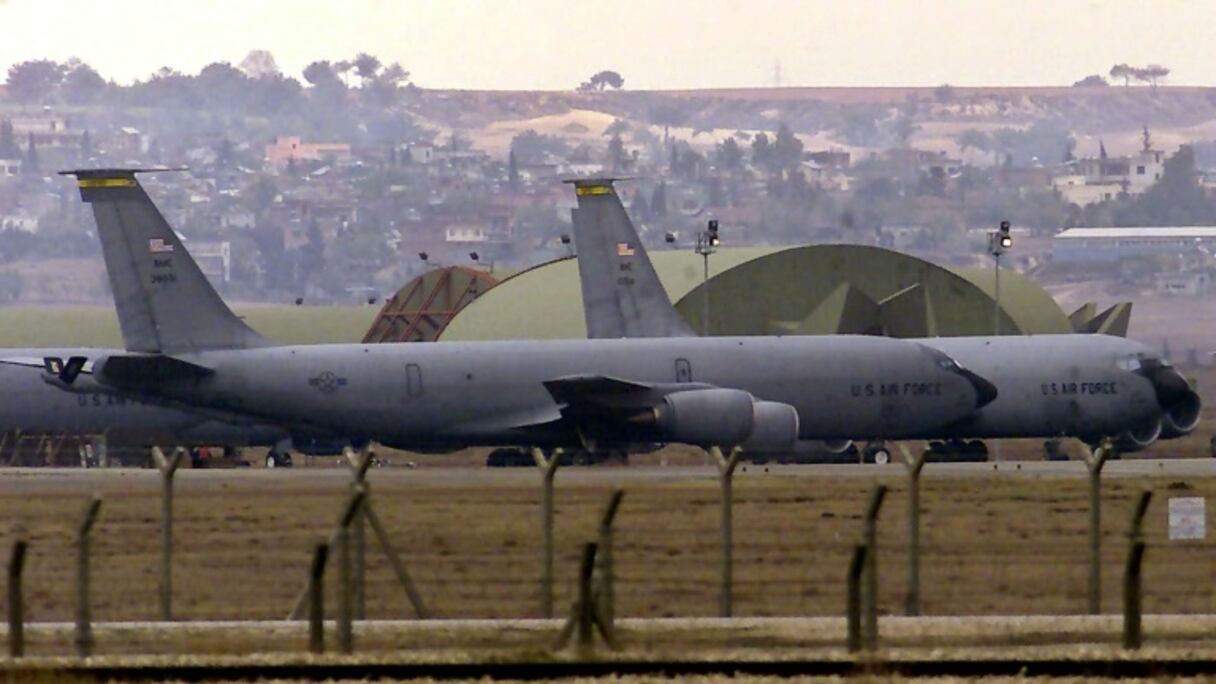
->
[405, 364, 423, 399]
[675, 358, 692, 383]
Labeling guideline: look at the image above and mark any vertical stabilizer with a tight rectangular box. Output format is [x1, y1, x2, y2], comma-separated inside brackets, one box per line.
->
[567, 179, 694, 338]
[63, 169, 270, 353]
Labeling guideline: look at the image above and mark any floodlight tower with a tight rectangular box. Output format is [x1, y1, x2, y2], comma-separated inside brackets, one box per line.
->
[695, 219, 720, 336]
[987, 220, 1013, 335]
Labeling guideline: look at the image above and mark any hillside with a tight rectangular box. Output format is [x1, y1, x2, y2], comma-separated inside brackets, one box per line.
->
[414, 85, 1216, 158]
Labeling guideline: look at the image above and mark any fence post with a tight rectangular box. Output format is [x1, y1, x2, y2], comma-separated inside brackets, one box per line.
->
[532, 447, 561, 619]
[1123, 490, 1152, 650]
[576, 542, 597, 652]
[74, 495, 103, 658]
[153, 446, 185, 622]
[900, 445, 926, 616]
[846, 543, 867, 653]
[1086, 442, 1111, 614]
[862, 484, 888, 651]
[344, 445, 375, 622]
[336, 486, 365, 655]
[714, 447, 742, 618]
[596, 489, 625, 634]
[8, 539, 26, 658]
[308, 542, 329, 655]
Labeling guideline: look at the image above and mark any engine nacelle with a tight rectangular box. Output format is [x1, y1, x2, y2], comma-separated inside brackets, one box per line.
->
[651, 389, 800, 451]
[1116, 417, 1162, 452]
[820, 438, 854, 455]
[742, 401, 800, 453]
[1161, 390, 1202, 439]
[653, 388, 755, 446]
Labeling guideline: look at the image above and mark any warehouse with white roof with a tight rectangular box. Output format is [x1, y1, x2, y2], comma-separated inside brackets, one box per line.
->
[1052, 227, 1216, 263]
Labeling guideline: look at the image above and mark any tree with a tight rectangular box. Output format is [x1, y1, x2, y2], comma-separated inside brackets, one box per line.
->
[1072, 74, 1108, 87]
[1110, 63, 1132, 87]
[23, 133, 39, 174]
[61, 61, 107, 104]
[1142, 125, 1153, 152]
[751, 132, 772, 170]
[716, 137, 744, 172]
[607, 132, 626, 171]
[579, 70, 624, 91]
[353, 53, 382, 85]
[4, 59, 65, 104]
[650, 181, 667, 218]
[196, 61, 249, 110]
[508, 149, 519, 189]
[603, 118, 630, 137]
[933, 83, 955, 103]
[771, 122, 804, 175]
[956, 129, 990, 159]
[0, 120, 19, 160]
[1141, 64, 1170, 91]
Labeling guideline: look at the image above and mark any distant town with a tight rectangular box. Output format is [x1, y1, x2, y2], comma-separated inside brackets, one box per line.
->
[2, 53, 1216, 305]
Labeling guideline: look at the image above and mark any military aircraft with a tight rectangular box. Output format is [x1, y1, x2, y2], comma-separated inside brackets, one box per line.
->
[0, 350, 338, 467]
[43, 169, 997, 457]
[568, 178, 1201, 462]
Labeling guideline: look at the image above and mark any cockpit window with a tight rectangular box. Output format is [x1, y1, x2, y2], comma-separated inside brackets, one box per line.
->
[1115, 357, 1141, 372]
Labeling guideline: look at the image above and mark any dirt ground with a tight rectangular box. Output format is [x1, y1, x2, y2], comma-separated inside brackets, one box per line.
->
[0, 460, 1213, 630]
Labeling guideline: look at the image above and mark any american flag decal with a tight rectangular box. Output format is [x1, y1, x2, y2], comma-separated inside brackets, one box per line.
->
[616, 242, 635, 257]
[148, 238, 174, 254]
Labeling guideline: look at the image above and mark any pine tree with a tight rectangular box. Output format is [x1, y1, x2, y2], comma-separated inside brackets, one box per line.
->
[24, 133, 39, 173]
[0, 120, 18, 160]
[650, 181, 667, 217]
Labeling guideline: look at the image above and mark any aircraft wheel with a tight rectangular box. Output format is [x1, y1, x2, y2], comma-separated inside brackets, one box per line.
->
[967, 440, 989, 458]
[872, 448, 891, 465]
[265, 453, 278, 469]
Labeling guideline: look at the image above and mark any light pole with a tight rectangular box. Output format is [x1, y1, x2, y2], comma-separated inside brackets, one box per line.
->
[987, 220, 1012, 335]
[694, 220, 720, 336]
[986, 220, 1012, 462]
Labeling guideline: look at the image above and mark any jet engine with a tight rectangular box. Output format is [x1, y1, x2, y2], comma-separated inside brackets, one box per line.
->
[648, 388, 799, 451]
[1161, 389, 1202, 439]
[1116, 417, 1162, 452]
[820, 439, 855, 454]
[742, 401, 800, 453]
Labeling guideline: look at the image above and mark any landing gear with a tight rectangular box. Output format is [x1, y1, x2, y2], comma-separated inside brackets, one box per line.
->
[925, 439, 988, 462]
[1043, 439, 1067, 461]
[265, 449, 293, 468]
[862, 442, 892, 465]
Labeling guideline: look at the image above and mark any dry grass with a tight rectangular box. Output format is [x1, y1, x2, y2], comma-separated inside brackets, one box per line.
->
[0, 464, 1212, 631]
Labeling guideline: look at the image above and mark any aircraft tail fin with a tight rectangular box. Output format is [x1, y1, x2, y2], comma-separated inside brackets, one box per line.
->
[62, 169, 271, 354]
[566, 178, 694, 338]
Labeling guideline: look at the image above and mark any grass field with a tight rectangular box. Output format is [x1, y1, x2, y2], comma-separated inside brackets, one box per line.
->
[0, 305, 378, 347]
[0, 465, 1213, 634]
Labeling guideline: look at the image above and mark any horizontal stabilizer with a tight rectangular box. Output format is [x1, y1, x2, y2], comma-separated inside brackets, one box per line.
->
[94, 354, 213, 390]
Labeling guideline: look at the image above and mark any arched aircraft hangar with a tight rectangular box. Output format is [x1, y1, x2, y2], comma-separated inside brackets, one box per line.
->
[363, 265, 500, 343]
[425, 245, 1127, 342]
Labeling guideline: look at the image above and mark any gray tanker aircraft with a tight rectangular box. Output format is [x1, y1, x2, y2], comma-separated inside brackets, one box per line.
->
[570, 178, 1201, 461]
[36, 169, 999, 456]
[0, 351, 339, 465]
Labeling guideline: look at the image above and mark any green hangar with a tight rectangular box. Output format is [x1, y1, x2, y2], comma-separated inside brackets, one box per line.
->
[377, 245, 1127, 342]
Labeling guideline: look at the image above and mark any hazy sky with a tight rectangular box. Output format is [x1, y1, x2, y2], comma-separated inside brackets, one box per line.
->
[1, 0, 1214, 90]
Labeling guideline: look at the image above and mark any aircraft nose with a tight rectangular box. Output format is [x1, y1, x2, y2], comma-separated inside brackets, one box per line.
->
[959, 368, 999, 409]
